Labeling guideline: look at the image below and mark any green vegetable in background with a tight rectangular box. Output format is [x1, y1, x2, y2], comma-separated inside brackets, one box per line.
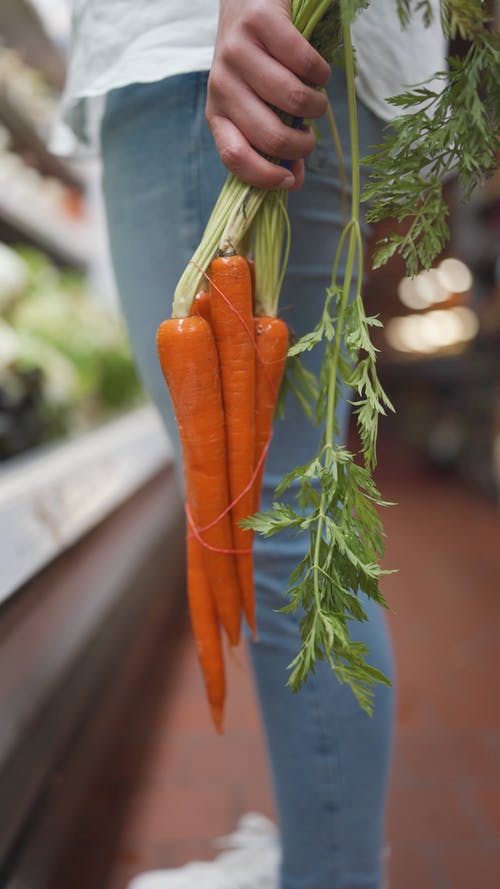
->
[0, 247, 144, 458]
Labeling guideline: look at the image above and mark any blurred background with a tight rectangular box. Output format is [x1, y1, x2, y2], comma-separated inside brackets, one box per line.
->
[0, 3, 499, 889]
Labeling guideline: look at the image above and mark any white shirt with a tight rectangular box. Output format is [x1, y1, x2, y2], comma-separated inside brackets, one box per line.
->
[56, 0, 447, 154]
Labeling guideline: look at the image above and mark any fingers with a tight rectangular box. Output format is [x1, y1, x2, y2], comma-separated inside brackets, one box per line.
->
[258, 8, 331, 88]
[206, 0, 331, 190]
[210, 115, 298, 190]
[208, 76, 316, 161]
[221, 42, 328, 122]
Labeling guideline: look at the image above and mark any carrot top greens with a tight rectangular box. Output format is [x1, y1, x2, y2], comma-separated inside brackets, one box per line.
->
[175, 0, 500, 712]
[364, 21, 500, 274]
[244, 12, 394, 712]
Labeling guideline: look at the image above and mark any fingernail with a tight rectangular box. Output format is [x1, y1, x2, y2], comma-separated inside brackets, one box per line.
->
[282, 173, 295, 188]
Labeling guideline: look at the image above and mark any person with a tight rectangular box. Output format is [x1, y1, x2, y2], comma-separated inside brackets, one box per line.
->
[59, 2, 446, 887]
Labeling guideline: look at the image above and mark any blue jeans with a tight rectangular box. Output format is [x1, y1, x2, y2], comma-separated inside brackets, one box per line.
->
[101, 69, 395, 889]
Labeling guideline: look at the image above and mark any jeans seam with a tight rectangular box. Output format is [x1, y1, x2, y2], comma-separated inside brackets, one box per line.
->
[305, 673, 343, 889]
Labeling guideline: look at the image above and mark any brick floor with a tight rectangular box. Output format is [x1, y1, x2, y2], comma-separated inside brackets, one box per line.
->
[52, 439, 500, 889]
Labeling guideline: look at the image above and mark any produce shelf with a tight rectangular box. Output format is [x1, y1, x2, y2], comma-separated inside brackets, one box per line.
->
[0, 404, 173, 606]
[0, 459, 185, 886]
[0, 91, 83, 191]
[0, 186, 93, 267]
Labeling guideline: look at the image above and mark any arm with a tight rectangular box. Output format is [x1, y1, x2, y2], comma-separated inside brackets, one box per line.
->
[206, 0, 331, 190]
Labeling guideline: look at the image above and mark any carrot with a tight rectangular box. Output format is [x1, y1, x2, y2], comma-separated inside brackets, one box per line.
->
[187, 533, 225, 732]
[253, 317, 289, 511]
[191, 289, 211, 323]
[209, 255, 256, 636]
[156, 316, 241, 645]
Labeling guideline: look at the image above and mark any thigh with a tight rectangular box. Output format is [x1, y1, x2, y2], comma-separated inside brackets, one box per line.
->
[249, 69, 394, 889]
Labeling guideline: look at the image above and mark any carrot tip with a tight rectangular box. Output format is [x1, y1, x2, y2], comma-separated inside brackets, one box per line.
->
[245, 613, 257, 640]
[225, 626, 241, 647]
[212, 705, 224, 734]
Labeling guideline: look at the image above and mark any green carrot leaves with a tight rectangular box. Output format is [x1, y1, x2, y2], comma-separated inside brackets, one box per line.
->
[261, 0, 498, 708]
[364, 27, 500, 276]
[244, 437, 394, 712]
[176, 0, 499, 713]
[245, 6, 400, 712]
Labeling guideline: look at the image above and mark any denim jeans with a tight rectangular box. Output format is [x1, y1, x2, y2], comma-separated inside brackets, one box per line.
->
[101, 68, 395, 889]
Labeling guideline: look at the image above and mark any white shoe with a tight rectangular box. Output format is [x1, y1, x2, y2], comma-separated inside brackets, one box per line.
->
[381, 843, 391, 889]
[127, 813, 280, 889]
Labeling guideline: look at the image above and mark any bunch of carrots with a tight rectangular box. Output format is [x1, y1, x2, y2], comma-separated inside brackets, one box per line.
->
[154, 0, 500, 726]
[157, 253, 289, 732]
[156, 1, 342, 730]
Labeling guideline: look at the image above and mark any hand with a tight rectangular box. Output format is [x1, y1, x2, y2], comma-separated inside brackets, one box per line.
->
[206, 0, 330, 191]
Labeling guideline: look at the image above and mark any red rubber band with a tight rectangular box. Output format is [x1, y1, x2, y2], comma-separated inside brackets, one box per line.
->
[185, 505, 253, 555]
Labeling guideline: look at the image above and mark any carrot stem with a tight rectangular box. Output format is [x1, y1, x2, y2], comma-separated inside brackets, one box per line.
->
[254, 192, 291, 317]
[172, 1, 340, 319]
[312, 15, 361, 617]
[173, 176, 245, 318]
[326, 97, 348, 225]
[219, 187, 266, 256]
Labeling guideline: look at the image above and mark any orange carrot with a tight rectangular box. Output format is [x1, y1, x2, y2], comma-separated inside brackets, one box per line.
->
[156, 316, 241, 645]
[209, 255, 256, 636]
[191, 289, 211, 323]
[187, 533, 225, 732]
[253, 317, 289, 511]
